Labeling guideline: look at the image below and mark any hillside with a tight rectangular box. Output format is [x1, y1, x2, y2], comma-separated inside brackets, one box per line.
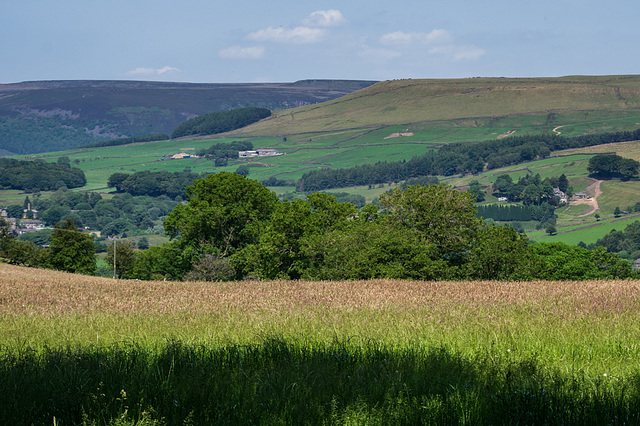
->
[0, 79, 376, 155]
[4, 75, 640, 248]
[231, 75, 640, 136]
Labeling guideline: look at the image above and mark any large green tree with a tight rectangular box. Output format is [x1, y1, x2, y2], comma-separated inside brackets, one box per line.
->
[379, 184, 483, 264]
[48, 218, 96, 275]
[164, 172, 279, 257]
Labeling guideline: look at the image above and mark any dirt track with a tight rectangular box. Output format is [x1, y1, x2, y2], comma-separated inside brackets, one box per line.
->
[570, 179, 602, 217]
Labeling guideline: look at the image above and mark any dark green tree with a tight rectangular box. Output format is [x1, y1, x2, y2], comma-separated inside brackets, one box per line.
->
[107, 173, 130, 192]
[545, 224, 557, 235]
[558, 174, 569, 192]
[137, 236, 149, 250]
[4, 204, 23, 219]
[48, 218, 96, 275]
[41, 205, 72, 226]
[467, 180, 485, 202]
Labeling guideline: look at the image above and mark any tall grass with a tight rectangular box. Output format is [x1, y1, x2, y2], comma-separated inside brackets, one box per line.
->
[3, 264, 640, 423]
[3, 339, 640, 425]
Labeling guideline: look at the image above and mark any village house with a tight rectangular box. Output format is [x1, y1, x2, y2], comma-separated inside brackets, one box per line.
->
[553, 187, 568, 203]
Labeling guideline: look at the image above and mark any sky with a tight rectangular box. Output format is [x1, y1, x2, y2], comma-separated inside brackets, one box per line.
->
[2, 0, 639, 84]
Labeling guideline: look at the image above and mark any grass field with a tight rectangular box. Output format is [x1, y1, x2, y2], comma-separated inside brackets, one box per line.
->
[3, 263, 640, 423]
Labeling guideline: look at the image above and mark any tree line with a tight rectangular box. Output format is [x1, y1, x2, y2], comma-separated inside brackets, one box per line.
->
[0, 157, 86, 191]
[107, 170, 202, 198]
[297, 128, 640, 191]
[117, 173, 636, 281]
[588, 154, 640, 180]
[171, 107, 271, 139]
[2, 173, 635, 281]
[80, 133, 169, 149]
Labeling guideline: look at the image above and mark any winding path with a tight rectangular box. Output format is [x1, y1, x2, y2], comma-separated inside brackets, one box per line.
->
[573, 179, 602, 217]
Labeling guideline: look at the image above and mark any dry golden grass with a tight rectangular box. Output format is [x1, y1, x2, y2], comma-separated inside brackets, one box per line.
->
[3, 263, 640, 317]
[4, 261, 640, 375]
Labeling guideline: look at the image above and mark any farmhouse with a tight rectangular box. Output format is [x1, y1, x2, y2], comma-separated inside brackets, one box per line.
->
[553, 188, 568, 203]
[239, 148, 283, 158]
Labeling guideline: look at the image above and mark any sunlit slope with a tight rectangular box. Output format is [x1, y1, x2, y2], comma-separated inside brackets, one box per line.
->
[230, 75, 640, 136]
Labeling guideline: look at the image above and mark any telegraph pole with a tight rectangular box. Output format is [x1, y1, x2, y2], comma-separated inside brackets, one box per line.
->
[113, 238, 116, 279]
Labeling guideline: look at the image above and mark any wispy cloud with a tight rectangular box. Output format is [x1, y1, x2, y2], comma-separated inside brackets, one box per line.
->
[245, 9, 346, 45]
[247, 26, 326, 44]
[218, 45, 265, 59]
[303, 10, 347, 27]
[378, 29, 485, 61]
[381, 30, 453, 46]
[126, 66, 181, 76]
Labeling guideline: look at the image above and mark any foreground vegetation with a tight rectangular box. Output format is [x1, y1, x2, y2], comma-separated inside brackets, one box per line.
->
[2, 264, 640, 424]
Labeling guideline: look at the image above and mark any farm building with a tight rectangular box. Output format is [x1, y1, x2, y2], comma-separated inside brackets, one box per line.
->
[239, 149, 283, 158]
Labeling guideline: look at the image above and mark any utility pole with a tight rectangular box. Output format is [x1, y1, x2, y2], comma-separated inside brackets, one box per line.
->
[113, 238, 117, 279]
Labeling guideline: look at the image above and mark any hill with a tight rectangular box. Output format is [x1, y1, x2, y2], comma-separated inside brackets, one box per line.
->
[4, 75, 640, 247]
[0, 79, 376, 155]
[231, 75, 640, 136]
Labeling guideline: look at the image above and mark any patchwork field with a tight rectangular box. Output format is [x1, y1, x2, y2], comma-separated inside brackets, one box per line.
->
[3, 263, 640, 423]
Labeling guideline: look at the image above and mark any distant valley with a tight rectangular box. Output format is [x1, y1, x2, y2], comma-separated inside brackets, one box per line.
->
[0, 79, 376, 155]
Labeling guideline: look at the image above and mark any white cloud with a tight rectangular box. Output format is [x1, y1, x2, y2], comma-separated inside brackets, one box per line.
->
[381, 30, 454, 46]
[219, 45, 265, 59]
[303, 10, 347, 27]
[126, 66, 181, 76]
[379, 29, 485, 61]
[248, 26, 325, 44]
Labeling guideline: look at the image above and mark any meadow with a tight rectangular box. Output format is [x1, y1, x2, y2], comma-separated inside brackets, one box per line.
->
[3, 263, 640, 424]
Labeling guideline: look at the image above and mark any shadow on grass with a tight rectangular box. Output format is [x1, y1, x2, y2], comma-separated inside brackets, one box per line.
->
[1, 338, 640, 425]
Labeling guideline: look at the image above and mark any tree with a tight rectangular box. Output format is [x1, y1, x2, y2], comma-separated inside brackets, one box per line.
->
[467, 180, 485, 202]
[236, 165, 250, 176]
[0, 216, 16, 257]
[129, 242, 190, 281]
[1, 239, 42, 267]
[545, 224, 557, 235]
[614, 206, 622, 217]
[104, 240, 136, 278]
[588, 154, 640, 180]
[5, 204, 24, 219]
[164, 172, 279, 257]
[465, 225, 532, 280]
[48, 218, 96, 275]
[107, 172, 130, 192]
[379, 184, 482, 263]
[558, 174, 569, 193]
[137, 236, 149, 250]
[184, 255, 235, 282]
[238, 194, 358, 280]
[41, 205, 72, 226]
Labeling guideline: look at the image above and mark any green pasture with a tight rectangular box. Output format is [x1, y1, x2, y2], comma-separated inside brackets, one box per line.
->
[528, 214, 640, 245]
[598, 180, 640, 215]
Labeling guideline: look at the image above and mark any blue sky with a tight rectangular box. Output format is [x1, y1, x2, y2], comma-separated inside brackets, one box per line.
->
[2, 0, 639, 83]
